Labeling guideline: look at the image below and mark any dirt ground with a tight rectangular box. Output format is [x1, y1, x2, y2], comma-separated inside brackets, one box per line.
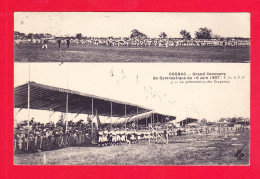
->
[14, 130, 250, 166]
[14, 44, 250, 63]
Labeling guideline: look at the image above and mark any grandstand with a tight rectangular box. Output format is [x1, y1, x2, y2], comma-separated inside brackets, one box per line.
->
[13, 82, 250, 166]
[14, 81, 178, 152]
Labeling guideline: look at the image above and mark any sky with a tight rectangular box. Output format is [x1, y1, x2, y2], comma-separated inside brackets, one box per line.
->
[14, 63, 250, 124]
[14, 12, 250, 38]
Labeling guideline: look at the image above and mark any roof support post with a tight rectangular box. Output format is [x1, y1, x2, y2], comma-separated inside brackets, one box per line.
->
[145, 111, 148, 128]
[27, 63, 31, 130]
[91, 98, 94, 139]
[14, 108, 17, 129]
[152, 111, 154, 127]
[65, 63, 69, 132]
[125, 104, 127, 129]
[92, 98, 94, 115]
[65, 93, 68, 131]
[110, 102, 112, 128]
[91, 108, 94, 142]
[136, 107, 138, 130]
[27, 64, 31, 151]
[27, 82, 30, 128]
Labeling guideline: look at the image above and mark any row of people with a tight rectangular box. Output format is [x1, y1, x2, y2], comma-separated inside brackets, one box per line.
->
[15, 118, 247, 153]
[15, 37, 250, 47]
[14, 124, 176, 152]
[15, 125, 245, 153]
[96, 128, 178, 147]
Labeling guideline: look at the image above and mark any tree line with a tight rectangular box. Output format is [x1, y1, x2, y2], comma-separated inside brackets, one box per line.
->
[15, 27, 248, 40]
[132, 27, 223, 39]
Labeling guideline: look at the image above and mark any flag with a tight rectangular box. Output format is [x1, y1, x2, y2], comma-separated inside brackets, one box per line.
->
[96, 110, 102, 127]
[87, 115, 92, 124]
[92, 110, 102, 129]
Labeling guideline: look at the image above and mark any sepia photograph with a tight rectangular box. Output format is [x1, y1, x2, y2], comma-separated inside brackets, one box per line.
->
[13, 12, 250, 166]
[14, 62, 250, 165]
[1, 0, 259, 176]
[14, 12, 250, 63]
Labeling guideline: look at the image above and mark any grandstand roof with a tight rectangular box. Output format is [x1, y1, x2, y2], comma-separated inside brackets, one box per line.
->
[115, 111, 176, 125]
[14, 82, 151, 117]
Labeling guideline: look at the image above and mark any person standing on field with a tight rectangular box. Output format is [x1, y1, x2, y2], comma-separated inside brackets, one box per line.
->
[42, 38, 48, 49]
[66, 39, 70, 48]
[57, 38, 62, 51]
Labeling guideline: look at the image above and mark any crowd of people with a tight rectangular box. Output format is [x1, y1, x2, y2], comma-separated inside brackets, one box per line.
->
[14, 117, 177, 153]
[14, 118, 92, 153]
[15, 37, 250, 47]
[14, 117, 248, 153]
[80, 37, 250, 47]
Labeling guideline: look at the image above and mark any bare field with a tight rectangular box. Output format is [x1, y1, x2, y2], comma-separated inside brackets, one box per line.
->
[14, 44, 250, 63]
[14, 130, 249, 165]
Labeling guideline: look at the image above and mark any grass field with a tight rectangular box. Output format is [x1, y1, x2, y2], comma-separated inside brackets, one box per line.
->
[14, 44, 250, 63]
[14, 130, 249, 165]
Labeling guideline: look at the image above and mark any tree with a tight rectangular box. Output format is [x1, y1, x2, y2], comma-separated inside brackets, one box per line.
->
[27, 33, 34, 39]
[180, 30, 191, 39]
[14, 31, 25, 39]
[130, 29, 147, 38]
[200, 118, 207, 126]
[34, 33, 45, 39]
[219, 118, 226, 123]
[230, 117, 237, 123]
[76, 33, 83, 40]
[195, 27, 212, 39]
[212, 34, 222, 39]
[159, 32, 167, 38]
[45, 33, 52, 38]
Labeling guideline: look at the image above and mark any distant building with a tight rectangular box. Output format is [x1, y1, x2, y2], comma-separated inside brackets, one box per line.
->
[178, 118, 198, 127]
